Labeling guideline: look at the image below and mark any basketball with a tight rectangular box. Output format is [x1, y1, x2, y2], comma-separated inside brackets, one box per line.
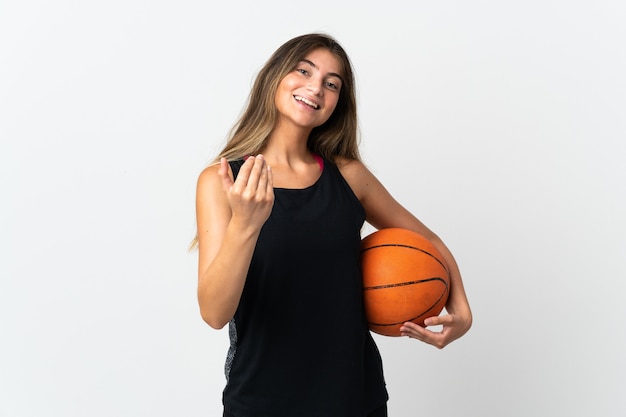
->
[360, 228, 450, 337]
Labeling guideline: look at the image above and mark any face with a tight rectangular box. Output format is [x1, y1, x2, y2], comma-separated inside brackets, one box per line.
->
[274, 48, 343, 131]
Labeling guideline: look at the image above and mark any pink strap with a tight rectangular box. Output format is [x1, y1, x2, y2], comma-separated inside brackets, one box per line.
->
[313, 154, 324, 171]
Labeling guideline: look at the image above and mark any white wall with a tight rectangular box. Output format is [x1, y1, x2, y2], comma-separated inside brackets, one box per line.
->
[1, 1, 624, 416]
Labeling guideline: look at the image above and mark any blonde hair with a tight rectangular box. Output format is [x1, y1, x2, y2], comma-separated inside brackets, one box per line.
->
[217, 33, 360, 163]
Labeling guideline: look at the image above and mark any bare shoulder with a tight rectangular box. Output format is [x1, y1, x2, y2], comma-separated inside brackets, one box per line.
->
[197, 161, 233, 194]
[195, 161, 232, 216]
[335, 156, 364, 173]
[195, 161, 233, 251]
[197, 162, 225, 186]
[335, 157, 377, 202]
[335, 157, 413, 230]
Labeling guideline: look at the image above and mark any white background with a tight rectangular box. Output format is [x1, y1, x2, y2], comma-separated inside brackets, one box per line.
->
[1, 1, 625, 416]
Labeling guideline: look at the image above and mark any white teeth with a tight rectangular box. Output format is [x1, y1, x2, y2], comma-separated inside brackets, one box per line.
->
[294, 95, 319, 109]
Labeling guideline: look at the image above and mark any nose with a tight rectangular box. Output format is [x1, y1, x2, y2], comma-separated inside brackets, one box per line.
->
[307, 77, 323, 96]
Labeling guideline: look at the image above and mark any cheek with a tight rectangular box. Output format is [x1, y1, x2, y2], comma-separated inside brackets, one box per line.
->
[326, 95, 340, 115]
[275, 76, 298, 103]
[275, 84, 292, 110]
[278, 74, 298, 92]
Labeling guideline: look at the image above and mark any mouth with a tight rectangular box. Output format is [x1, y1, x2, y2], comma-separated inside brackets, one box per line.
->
[294, 95, 320, 110]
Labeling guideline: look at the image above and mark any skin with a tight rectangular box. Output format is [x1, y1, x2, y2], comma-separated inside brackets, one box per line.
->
[196, 48, 472, 349]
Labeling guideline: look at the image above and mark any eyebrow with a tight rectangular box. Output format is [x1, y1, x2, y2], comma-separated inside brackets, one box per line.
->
[301, 59, 344, 84]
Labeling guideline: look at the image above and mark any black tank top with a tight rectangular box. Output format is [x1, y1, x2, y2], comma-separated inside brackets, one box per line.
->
[223, 158, 388, 417]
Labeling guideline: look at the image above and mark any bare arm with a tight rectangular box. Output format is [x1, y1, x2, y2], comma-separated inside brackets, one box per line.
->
[338, 159, 472, 348]
[196, 156, 274, 329]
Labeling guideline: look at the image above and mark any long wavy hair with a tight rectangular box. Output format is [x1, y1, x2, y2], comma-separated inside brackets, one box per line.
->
[215, 33, 360, 163]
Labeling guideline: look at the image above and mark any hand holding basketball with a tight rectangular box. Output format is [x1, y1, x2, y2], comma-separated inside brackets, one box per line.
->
[360, 227, 472, 346]
[399, 312, 469, 349]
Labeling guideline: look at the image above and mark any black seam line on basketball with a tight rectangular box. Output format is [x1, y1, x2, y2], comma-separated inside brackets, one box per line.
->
[368, 287, 450, 327]
[363, 277, 448, 291]
[360, 244, 450, 275]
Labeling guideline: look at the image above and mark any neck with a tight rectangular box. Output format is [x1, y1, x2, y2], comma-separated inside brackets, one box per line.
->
[263, 122, 313, 165]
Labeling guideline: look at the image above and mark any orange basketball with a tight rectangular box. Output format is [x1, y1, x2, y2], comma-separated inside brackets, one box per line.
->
[360, 228, 450, 337]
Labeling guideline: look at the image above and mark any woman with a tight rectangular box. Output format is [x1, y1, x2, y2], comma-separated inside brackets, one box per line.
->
[195, 33, 472, 417]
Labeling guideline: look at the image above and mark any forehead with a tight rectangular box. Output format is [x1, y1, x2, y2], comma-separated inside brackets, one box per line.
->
[300, 48, 343, 77]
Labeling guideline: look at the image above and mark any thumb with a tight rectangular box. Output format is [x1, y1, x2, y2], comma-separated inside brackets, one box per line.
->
[423, 316, 443, 327]
[218, 157, 234, 192]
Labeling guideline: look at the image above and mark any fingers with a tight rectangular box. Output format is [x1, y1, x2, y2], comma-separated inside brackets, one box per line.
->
[232, 155, 269, 196]
[400, 322, 446, 349]
[399, 321, 432, 342]
[242, 155, 264, 192]
[400, 316, 458, 349]
[252, 156, 271, 197]
[256, 163, 274, 200]
[222, 155, 274, 228]
[219, 155, 272, 198]
[423, 315, 452, 327]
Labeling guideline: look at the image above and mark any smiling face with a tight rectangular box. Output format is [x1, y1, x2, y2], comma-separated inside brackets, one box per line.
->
[274, 48, 344, 132]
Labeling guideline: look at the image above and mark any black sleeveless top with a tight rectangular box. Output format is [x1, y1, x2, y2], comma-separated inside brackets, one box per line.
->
[223, 158, 388, 417]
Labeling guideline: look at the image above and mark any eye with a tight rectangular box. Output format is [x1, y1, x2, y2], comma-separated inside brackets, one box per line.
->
[325, 81, 339, 91]
[296, 68, 309, 76]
